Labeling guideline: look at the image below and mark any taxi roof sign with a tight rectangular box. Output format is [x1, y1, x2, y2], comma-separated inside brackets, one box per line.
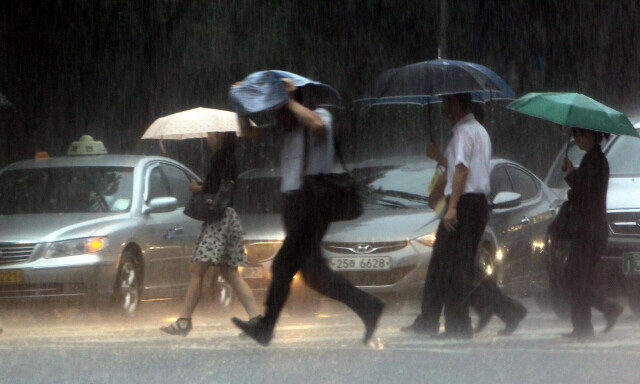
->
[67, 135, 107, 155]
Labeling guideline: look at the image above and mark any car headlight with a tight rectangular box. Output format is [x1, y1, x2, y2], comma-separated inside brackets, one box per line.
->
[414, 232, 436, 248]
[44, 237, 108, 259]
[244, 240, 283, 263]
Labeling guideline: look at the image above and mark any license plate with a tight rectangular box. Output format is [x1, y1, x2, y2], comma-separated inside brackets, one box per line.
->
[623, 252, 640, 274]
[241, 267, 264, 279]
[0, 269, 23, 283]
[329, 256, 391, 271]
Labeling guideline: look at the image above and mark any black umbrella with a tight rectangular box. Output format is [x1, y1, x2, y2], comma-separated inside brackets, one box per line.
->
[361, 59, 511, 103]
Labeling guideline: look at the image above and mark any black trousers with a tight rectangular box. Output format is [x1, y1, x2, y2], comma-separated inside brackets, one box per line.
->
[416, 193, 524, 334]
[567, 236, 617, 334]
[262, 189, 378, 330]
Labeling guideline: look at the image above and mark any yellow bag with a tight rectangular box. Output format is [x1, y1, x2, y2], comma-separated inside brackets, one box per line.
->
[428, 167, 446, 216]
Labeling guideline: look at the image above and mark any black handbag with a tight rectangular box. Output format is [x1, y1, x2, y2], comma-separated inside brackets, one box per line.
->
[302, 130, 364, 223]
[547, 200, 572, 241]
[304, 173, 364, 222]
[183, 181, 234, 222]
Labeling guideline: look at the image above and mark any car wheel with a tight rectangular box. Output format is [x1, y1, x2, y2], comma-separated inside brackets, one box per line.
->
[287, 288, 321, 317]
[626, 280, 640, 318]
[112, 252, 141, 316]
[476, 243, 495, 278]
[204, 273, 235, 315]
[547, 243, 570, 319]
[533, 291, 552, 311]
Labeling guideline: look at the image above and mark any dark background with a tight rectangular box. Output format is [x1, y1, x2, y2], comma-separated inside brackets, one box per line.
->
[1, 1, 639, 177]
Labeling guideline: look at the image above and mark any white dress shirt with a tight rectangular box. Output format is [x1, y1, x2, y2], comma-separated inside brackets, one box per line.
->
[444, 113, 491, 197]
[280, 108, 334, 192]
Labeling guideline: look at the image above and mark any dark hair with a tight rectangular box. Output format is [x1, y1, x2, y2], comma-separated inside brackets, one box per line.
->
[571, 127, 608, 143]
[218, 131, 237, 152]
[450, 93, 472, 111]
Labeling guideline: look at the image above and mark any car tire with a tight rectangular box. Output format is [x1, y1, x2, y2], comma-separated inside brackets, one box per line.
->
[533, 291, 552, 312]
[547, 242, 570, 319]
[203, 272, 235, 315]
[287, 288, 321, 317]
[626, 280, 640, 318]
[476, 243, 495, 279]
[111, 252, 141, 316]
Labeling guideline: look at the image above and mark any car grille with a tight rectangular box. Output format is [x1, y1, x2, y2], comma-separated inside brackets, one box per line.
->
[338, 266, 415, 286]
[608, 211, 640, 235]
[322, 241, 408, 255]
[0, 243, 35, 265]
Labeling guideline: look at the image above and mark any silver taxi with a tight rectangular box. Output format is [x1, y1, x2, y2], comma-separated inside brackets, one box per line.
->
[0, 153, 203, 314]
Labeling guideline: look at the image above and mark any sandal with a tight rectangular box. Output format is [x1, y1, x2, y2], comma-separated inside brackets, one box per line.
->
[160, 318, 192, 337]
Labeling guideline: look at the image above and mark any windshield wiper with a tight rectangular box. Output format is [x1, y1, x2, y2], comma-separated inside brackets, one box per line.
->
[369, 188, 429, 204]
[366, 196, 410, 209]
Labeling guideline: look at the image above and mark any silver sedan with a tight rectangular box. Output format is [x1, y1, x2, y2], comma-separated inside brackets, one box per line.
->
[0, 154, 208, 314]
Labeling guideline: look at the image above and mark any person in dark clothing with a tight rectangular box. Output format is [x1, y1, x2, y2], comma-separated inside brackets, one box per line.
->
[231, 78, 384, 346]
[160, 131, 261, 337]
[401, 93, 526, 339]
[561, 127, 623, 340]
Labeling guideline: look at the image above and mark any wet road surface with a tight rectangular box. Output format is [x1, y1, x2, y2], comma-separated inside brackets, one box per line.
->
[1, 298, 640, 384]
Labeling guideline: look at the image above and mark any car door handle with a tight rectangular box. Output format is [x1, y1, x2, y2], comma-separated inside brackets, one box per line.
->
[520, 217, 531, 224]
[174, 225, 184, 233]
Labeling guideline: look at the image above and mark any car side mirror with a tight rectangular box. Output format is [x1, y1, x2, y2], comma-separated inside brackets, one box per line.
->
[144, 197, 178, 214]
[491, 191, 522, 210]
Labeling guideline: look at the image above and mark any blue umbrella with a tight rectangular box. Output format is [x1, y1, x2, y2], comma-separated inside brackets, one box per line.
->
[229, 70, 341, 117]
[357, 59, 516, 106]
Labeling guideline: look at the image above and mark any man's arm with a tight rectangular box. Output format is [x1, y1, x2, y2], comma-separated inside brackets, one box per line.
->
[443, 164, 468, 231]
[282, 78, 326, 134]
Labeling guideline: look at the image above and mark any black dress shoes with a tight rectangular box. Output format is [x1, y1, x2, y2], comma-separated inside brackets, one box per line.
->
[562, 328, 595, 340]
[432, 329, 474, 340]
[362, 298, 385, 344]
[603, 304, 624, 333]
[232, 316, 273, 346]
[474, 308, 493, 334]
[498, 306, 527, 336]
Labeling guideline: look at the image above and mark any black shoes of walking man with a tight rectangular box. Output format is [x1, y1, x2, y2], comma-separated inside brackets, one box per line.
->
[233, 299, 385, 347]
[401, 306, 528, 339]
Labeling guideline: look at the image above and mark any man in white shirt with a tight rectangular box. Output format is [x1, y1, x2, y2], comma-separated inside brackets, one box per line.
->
[402, 93, 526, 339]
[232, 78, 383, 346]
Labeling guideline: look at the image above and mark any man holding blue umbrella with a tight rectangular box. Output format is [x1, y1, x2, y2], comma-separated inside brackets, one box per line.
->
[229, 71, 384, 346]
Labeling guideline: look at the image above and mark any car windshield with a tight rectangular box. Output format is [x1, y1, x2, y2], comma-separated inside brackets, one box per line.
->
[607, 134, 640, 176]
[0, 166, 134, 214]
[355, 163, 434, 209]
[234, 175, 282, 215]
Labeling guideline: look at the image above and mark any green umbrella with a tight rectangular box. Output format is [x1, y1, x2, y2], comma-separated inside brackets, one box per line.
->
[506, 92, 640, 138]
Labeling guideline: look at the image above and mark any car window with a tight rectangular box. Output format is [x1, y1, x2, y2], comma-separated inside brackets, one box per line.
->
[607, 135, 640, 176]
[489, 166, 512, 200]
[0, 166, 133, 214]
[160, 164, 192, 207]
[147, 167, 169, 202]
[506, 166, 538, 200]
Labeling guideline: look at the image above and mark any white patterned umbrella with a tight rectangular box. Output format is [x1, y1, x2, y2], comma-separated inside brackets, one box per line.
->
[141, 107, 245, 140]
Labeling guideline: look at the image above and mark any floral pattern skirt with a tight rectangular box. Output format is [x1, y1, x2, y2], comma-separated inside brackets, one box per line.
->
[191, 207, 247, 267]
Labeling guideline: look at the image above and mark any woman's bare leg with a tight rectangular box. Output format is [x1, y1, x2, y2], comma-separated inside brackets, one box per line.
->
[178, 261, 209, 319]
[220, 265, 260, 319]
